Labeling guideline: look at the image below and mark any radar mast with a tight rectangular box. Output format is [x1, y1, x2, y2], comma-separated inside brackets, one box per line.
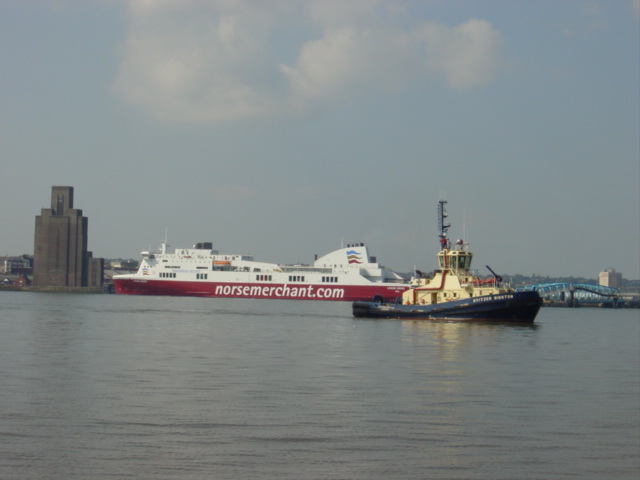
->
[438, 200, 451, 250]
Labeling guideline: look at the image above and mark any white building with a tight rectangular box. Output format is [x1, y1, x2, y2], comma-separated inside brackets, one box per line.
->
[599, 268, 622, 288]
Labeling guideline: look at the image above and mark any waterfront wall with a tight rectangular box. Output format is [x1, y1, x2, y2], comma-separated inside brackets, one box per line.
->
[0, 285, 106, 294]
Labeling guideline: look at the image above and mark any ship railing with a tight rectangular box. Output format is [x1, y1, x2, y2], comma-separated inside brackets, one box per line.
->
[469, 274, 509, 290]
[280, 266, 332, 274]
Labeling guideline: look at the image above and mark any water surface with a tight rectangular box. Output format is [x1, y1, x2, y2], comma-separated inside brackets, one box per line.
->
[1, 292, 638, 479]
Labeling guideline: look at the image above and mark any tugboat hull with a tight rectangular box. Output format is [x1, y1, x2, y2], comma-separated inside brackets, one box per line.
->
[353, 291, 542, 323]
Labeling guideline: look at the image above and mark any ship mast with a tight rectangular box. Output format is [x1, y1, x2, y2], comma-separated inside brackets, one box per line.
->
[438, 200, 451, 250]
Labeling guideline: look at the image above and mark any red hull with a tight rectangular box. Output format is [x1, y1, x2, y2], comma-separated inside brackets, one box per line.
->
[113, 278, 407, 302]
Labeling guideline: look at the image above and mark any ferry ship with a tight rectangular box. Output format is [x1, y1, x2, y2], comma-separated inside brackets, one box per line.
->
[352, 201, 542, 322]
[113, 242, 409, 301]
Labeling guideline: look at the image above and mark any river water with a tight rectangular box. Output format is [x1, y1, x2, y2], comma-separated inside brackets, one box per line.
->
[0, 292, 638, 480]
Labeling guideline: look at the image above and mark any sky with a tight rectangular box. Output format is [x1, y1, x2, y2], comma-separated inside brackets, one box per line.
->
[1, 0, 638, 279]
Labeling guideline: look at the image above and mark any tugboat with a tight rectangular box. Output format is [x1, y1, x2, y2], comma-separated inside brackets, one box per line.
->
[352, 201, 542, 323]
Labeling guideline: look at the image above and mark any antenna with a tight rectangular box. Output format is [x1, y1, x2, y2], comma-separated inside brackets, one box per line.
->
[462, 201, 467, 243]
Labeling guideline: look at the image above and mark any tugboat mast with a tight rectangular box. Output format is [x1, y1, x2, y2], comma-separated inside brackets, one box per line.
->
[438, 200, 451, 250]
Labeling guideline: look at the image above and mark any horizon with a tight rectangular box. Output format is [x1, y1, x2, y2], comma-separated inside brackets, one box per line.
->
[2, 240, 638, 283]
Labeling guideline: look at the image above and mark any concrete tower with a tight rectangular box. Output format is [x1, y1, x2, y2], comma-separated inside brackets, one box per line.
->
[33, 186, 103, 287]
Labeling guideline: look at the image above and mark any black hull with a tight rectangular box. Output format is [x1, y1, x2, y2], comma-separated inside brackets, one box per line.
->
[352, 291, 542, 323]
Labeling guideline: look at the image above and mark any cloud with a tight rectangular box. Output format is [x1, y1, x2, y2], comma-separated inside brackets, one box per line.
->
[113, 0, 505, 122]
[415, 19, 505, 89]
[113, 0, 284, 121]
[280, 25, 419, 103]
[562, 1, 609, 37]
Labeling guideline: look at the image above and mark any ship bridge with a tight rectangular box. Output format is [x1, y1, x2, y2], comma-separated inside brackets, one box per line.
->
[516, 283, 622, 306]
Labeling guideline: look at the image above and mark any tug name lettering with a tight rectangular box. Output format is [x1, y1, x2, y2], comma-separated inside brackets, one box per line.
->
[472, 294, 513, 303]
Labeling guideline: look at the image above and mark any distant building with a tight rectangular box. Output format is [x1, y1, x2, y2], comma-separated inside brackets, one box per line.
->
[106, 259, 139, 270]
[598, 268, 622, 288]
[33, 186, 103, 287]
[1, 255, 33, 275]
